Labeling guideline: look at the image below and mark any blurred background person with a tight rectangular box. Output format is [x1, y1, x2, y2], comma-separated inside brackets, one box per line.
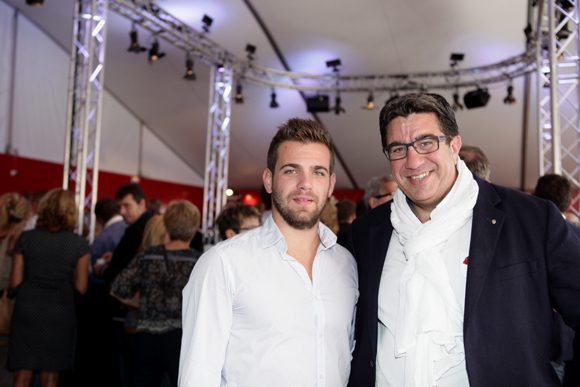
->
[110, 201, 200, 387]
[363, 175, 397, 211]
[534, 173, 579, 225]
[335, 199, 356, 248]
[22, 191, 46, 232]
[8, 189, 89, 387]
[459, 145, 491, 181]
[320, 200, 339, 235]
[215, 203, 261, 241]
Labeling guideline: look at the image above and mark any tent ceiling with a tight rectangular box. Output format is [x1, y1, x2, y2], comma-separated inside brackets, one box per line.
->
[4, 0, 533, 190]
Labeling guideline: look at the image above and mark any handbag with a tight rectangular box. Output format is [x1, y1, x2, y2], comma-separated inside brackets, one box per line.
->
[0, 288, 15, 335]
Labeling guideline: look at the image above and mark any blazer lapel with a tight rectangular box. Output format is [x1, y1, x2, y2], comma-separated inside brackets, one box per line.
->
[464, 179, 505, 330]
[367, 203, 394, 357]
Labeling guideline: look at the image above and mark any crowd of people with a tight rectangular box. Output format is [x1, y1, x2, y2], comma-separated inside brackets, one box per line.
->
[1, 92, 579, 387]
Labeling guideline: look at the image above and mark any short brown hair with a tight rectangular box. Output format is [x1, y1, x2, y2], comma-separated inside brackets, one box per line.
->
[215, 203, 261, 240]
[379, 93, 459, 149]
[267, 118, 335, 174]
[0, 193, 30, 231]
[163, 200, 200, 242]
[36, 189, 76, 233]
[336, 199, 356, 223]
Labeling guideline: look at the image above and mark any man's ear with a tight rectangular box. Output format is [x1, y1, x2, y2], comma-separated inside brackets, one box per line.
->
[328, 173, 336, 198]
[450, 135, 462, 164]
[225, 229, 237, 239]
[138, 198, 147, 209]
[263, 168, 273, 194]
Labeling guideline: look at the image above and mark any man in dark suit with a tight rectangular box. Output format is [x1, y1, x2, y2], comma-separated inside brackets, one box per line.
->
[347, 93, 580, 387]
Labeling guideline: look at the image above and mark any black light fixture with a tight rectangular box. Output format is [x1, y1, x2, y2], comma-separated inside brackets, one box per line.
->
[326, 59, 342, 73]
[452, 88, 463, 111]
[332, 93, 345, 115]
[270, 89, 279, 108]
[246, 44, 256, 61]
[504, 84, 516, 105]
[148, 38, 165, 64]
[26, 0, 44, 5]
[184, 53, 196, 80]
[235, 84, 243, 104]
[363, 91, 375, 110]
[306, 95, 330, 112]
[128, 25, 147, 53]
[202, 15, 213, 33]
[450, 53, 464, 68]
[464, 87, 490, 109]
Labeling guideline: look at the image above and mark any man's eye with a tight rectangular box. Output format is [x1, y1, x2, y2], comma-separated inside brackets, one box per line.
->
[314, 171, 325, 176]
[284, 169, 296, 174]
[391, 146, 405, 154]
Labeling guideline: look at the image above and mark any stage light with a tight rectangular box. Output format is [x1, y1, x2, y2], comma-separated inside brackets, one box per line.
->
[270, 89, 279, 108]
[363, 92, 375, 110]
[202, 15, 213, 33]
[246, 44, 256, 61]
[332, 93, 345, 115]
[148, 38, 165, 64]
[26, 0, 43, 5]
[226, 189, 234, 197]
[306, 95, 330, 112]
[235, 84, 243, 104]
[326, 59, 341, 73]
[450, 53, 464, 68]
[452, 89, 463, 111]
[128, 25, 146, 53]
[464, 87, 490, 109]
[184, 53, 196, 80]
[504, 85, 516, 105]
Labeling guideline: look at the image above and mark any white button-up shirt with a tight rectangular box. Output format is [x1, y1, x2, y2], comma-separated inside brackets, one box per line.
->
[179, 216, 358, 387]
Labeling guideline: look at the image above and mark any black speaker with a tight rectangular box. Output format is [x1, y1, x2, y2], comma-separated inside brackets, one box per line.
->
[306, 95, 330, 113]
[463, 88, 490, 109]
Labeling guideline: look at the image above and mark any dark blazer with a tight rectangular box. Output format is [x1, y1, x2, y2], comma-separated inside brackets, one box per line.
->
[102, 210, 153, 283]
[347, 176, 580, 387]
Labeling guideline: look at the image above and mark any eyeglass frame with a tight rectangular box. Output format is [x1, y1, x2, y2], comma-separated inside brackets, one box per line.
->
[382, 135, 451, 161]
[373, 192, 394, 200]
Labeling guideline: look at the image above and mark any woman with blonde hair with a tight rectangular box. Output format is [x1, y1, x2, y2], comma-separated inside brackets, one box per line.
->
[0, 193, 30, 296]
[8, 189, 90, 387]
[111, 200, 201, 387]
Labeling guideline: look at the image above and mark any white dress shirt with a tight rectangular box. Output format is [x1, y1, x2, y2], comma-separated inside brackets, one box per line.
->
[376, 224, 471, 387]
[179, 215, 358, 387]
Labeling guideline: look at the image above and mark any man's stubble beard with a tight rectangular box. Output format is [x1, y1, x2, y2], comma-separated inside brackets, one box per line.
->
[271, 187, 326, 231]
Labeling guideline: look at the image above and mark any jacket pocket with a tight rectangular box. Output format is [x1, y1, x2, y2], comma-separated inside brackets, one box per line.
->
[499, 260, 537, 280]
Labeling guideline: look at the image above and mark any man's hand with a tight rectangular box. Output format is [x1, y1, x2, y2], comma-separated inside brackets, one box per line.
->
[102, 251, 113, 263]
[93, 263, 105, 276]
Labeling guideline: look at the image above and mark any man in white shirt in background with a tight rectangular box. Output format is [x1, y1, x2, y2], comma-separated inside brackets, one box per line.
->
[179, 118, 359, 387]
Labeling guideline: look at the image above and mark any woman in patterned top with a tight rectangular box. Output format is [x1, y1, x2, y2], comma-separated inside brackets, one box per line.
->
[111, 200, 201, 387]
[8, 189, 89, 387]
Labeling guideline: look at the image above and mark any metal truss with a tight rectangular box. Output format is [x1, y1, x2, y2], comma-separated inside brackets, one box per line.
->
[109, 0, 536, 92]
[63, 0, 109, 241]
[537, 0, 580, 217]
[201, 66, 232, 245]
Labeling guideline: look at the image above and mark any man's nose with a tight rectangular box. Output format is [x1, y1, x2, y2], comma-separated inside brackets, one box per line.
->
[405, 146, 424, 169]
[297, 172, 313, 190]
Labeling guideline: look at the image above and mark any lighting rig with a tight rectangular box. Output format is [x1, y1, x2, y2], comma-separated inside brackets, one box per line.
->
[128, 24, 147, 53]
[270, 89, 279, 108]
[184, 52, 196, 80]
[148, 37, 165, 64]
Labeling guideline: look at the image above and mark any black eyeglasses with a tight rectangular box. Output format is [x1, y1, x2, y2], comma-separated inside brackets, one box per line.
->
[373, 192, 394, 200]
[383, 135, 450, 161]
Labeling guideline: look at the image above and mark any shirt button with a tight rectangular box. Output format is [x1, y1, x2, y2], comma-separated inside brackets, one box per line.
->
[315, 295, 319, 300]
[370, 360, 374, 367]
[320, 374, 324, 379]
[319, 333, 323, 338]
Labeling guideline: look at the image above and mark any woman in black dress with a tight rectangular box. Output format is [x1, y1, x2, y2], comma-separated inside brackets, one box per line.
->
[8, 189, 90, 387]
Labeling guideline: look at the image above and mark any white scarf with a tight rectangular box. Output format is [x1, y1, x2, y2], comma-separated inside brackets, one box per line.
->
[390, 158, 479, 387]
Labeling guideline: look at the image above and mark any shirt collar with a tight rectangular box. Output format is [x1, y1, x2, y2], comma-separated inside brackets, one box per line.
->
[104, 214, 124, 228]
[260, 214, 337, 252]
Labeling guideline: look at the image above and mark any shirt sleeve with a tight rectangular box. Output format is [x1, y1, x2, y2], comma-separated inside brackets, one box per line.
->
[12, 232, 26, 255]
[110, 254, 141, 300]
[178, 246, 234, 386]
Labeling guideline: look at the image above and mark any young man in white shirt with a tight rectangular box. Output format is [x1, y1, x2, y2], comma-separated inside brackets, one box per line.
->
[179, 118, 358, 387]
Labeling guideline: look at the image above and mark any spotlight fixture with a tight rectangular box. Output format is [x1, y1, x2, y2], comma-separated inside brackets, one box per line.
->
[184, 53, 196, 80]
[326, 59, 342, 73]
[26, 0, 43, 5]
[148, 38, 165, 64]
[127, 25, 147, 53]
[235, 84, 243, 104]
[332, 93, 345, 115]
[464, 87, 490, 109]
[306, 95, 330, 112]
[452, 89, 463, 111]
[202, 15, 213, 33]
[270, 89, 279, 108]
[246, 44, 257, 61]
[450, 53, 464, 69]
[504, 84, 516, 105]
[363, 92, 375, 110]
[216, 63, 226, 73]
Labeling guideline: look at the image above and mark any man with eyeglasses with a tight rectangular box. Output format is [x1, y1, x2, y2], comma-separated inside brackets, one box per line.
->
[347, 93, 580, 387]
[215, 203, 262, 240]
[363, 175, 398, 211]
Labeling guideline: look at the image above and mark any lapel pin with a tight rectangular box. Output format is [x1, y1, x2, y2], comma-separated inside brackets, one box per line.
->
[491, 219, 497, 224]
